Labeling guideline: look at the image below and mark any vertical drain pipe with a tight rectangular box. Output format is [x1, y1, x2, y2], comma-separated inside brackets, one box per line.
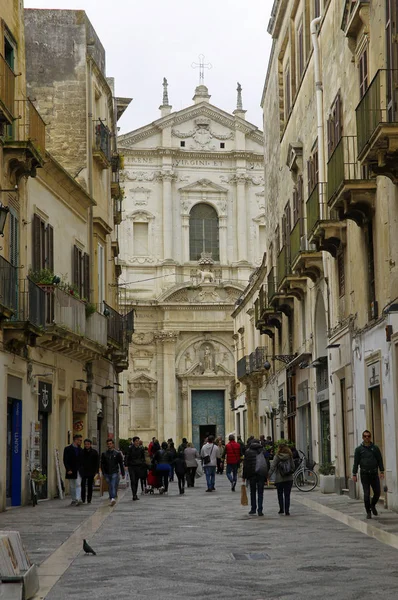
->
[311, 15, 325, 189]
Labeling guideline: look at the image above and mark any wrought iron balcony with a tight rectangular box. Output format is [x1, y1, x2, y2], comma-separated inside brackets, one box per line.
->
[113, 197, 123, 225]
[3, 278, 46, 349]
[85, 310, 108, 347]
[356, 69, 398, 180]
[249, 351, 257, 374]
[267, 267, 276, 305]
[4, 99, 46, 175]
[0, 54, 15, 124]
[40, 286, 86, 335]
[255, 346, 267, 370]
[237, 355, 249, 379]
[327, 136, 376, 225]
[289, 219, 322, 282]
[277, 244, 289, 288]
[94, 120, 111, 167]
[306, 182, 344, 257]
[111, 169, 122, 200]
[0, 255, 18, 318]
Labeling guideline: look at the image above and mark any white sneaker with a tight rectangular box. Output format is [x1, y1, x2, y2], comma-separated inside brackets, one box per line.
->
[110, 498, 116, 506]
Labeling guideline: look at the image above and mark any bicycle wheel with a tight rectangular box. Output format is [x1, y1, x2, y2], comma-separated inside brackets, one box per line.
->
[294, 468, 318, 492]
[30, 479, 38, 506]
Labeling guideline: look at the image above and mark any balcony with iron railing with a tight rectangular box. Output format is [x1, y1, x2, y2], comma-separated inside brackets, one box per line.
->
[255, 346, 267, 370]
[277, 244, 290, 288]
[306, 182, 343, 257]
[237, 355, 249, 380]
[356, 69, 398, 180]
[0, 54, 15, 124]
[289, 218, 323, 282]
[41, 286, 86, 336]
[327, 135, 376, 225]
[113, 197, 123, 225]
[4, 98, 46, 175]
[94, 120, 111, 167]
[3, 278, 46, 349]
[267, 267, 276, 305]
[249, 351, 257, 374]
[85, 310, 108, 347]
[0, 255, 18, 318]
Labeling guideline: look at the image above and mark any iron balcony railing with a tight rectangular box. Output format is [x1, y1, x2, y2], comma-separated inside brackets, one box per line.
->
[356, 69, 398, 157]
[94, 121, 111, 161]
[277, 244, 289, 287]
[113, 197, 122, 224]
[327, 136, 370, 202]
[306, 182, 328, 236]
[255, 346, 267, 370]
[259, 284, 266, 313]
[267, 267, 276, 304]
[237, 355, 249, 379]
[0, 255, 17, 313]
[85, 310, 108, 346]
[254, 298, 260, 325]
[249, 351, 256, 373]
[14, 278, 46, 328]
[0, 54, 15, 122]
[41, 286, 86, 335]
[12, 99, 46, 157]
[104, 302, 124, 346]
[290, 219, 302, 265]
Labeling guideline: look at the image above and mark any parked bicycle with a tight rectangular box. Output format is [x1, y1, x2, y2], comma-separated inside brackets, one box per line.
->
[293, 450, 318, 491]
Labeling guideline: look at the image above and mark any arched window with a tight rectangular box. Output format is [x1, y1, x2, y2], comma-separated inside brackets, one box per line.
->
[189, 203, 219, 261]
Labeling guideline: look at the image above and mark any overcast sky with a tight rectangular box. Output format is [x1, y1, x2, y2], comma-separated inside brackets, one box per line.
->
[24, 0, 273, 134]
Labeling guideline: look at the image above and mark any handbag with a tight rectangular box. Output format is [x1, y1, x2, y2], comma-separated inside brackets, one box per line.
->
[203, 444, 214, 465]
[240, 483, 248, 506]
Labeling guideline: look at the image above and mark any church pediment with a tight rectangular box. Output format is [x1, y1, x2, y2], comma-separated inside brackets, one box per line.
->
[178, 179, 228, 194]
[128, 374, 157, 385]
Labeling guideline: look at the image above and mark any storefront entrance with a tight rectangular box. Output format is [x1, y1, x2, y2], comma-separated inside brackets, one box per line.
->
[6, 398, 22, 506]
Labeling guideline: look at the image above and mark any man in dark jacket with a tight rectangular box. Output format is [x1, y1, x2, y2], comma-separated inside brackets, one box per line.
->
[63, 434, 83, 506]
[101, 438, 125, 506]
[81, 439, 99, 504]
[126, 436, 146, 501]
[242, 439, 267, 517]
[352, 430, 385, 519]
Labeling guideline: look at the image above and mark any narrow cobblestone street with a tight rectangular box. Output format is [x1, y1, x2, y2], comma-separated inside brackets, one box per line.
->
[2, 475, 398, 600]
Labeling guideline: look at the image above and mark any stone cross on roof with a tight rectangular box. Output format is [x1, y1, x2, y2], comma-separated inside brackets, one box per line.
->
[191, 54, 212, 84]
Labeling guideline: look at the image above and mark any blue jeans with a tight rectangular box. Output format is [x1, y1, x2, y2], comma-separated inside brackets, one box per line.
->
[204, 466, 216, 490]
[105, 473, 118, 500]
[249, 476, 265, 513]
[226, 464, 238, 486]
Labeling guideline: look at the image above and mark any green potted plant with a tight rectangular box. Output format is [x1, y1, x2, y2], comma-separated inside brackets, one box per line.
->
[319, 462, 336, 494]
[85, 302, 97, 318]
[31, 468, 47, 486]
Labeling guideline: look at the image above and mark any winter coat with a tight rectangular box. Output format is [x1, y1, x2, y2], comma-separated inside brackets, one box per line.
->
[225, 441, 242, 465]
[154, 449, 173, 465]
[63, 444, 83, 479]
[174, 452, 187, 477]
[242, 442, 264, 480]
[268, 452, 295, 483]
[126, 445, 147, 478]
[184, 447, 200, 467]
[200, 443, 220, 467]
[101, 449, 125, 477]
[81, 448, 99, 478]
[353, 442, 384, 475]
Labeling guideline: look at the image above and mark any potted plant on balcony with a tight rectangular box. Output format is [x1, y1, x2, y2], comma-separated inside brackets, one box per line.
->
[28, 268, 60, 285]
[85, 302, 97, 318]
[319, 462, 336, 494]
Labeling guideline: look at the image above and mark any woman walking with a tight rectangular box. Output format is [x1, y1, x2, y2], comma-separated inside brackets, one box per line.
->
[268, 444, 295, 516]
[184, 443, 200, 487]
[174, 450, 187, 494]
[216, 438, 225, 474]
[154, 442, 172, 494]
[242, 438, 267, 516]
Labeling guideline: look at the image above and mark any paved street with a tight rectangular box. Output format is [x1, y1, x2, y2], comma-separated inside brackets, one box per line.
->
[2, 475, 398, 600]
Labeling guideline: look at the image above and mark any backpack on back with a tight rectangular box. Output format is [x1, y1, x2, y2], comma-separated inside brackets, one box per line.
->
[278, 458, 295, 477]
[255, 452, 268, 477]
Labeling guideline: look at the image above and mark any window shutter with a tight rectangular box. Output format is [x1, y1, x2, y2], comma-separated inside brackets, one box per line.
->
[335, 94, 342, 144]
[73, 245, 79, 289]
[47, 224, 54, 272]
[293, 188, 298, 224]
[32, 214, 41, 271]
[286, 201, 291, 236]
[83, 253, 90, 301]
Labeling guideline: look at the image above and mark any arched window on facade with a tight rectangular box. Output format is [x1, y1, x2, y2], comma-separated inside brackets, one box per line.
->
[189, 203, 219, 261]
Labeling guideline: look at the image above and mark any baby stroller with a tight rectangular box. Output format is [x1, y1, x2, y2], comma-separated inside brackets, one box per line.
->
[145, 468, 166, 494]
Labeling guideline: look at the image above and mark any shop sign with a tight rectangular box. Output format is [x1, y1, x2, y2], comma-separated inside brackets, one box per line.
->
[367, 362, 380, 389]
[39, 382, 52, 413]
[72, 387, 88, 413]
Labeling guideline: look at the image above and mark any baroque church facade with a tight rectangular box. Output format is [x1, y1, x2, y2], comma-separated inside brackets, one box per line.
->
[118, 81, 264, 449]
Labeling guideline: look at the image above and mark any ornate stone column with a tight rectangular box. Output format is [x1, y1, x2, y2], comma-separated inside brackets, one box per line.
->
[154, 330, 178, 441]
[235, 174, 248, 262]
[160, 171, 176, 261]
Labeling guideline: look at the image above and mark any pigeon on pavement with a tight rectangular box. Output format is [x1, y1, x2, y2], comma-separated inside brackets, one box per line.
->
[83, 539, 96, 555]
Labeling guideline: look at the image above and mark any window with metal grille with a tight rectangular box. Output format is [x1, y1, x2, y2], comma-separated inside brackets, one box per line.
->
[359, 47, 368, 99]
[189, 203, 219, 261]
[337, 251, 345, 297]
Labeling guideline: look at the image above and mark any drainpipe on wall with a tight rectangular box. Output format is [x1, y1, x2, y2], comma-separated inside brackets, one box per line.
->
[87, 56, 94, 301]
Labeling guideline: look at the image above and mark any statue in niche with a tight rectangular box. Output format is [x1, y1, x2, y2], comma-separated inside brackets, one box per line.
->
[185, 352, 193, 371]
[203, 345, 214, 373]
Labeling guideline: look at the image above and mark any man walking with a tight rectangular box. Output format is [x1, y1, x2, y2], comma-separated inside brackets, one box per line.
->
[81, 439, 99, 504]
[126, 436, 146, 501]
[200, 435, 220, 492]
[224, 434, 242, 491]
[63, 434, 83, 506]
[352, 430, 385, 519]
[101, 438, 125, 506]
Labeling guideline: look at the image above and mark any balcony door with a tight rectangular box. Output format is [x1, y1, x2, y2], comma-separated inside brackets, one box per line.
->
[9, 207, 19, 316]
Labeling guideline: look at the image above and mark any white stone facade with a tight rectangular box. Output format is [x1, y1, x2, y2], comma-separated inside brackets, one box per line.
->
[118, 83, 264, 445]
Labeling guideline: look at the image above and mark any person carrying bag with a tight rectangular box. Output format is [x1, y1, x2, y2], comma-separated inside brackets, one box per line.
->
[200, 435, 220, 492]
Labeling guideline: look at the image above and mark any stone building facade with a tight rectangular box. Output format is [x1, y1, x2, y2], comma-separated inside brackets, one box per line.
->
[234, 0, 398, 509]
[118, 82, 264, 448]
[0, 7, 131, 510]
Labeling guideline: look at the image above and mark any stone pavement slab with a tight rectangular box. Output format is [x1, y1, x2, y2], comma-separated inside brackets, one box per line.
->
[2, 479, 398, 600]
